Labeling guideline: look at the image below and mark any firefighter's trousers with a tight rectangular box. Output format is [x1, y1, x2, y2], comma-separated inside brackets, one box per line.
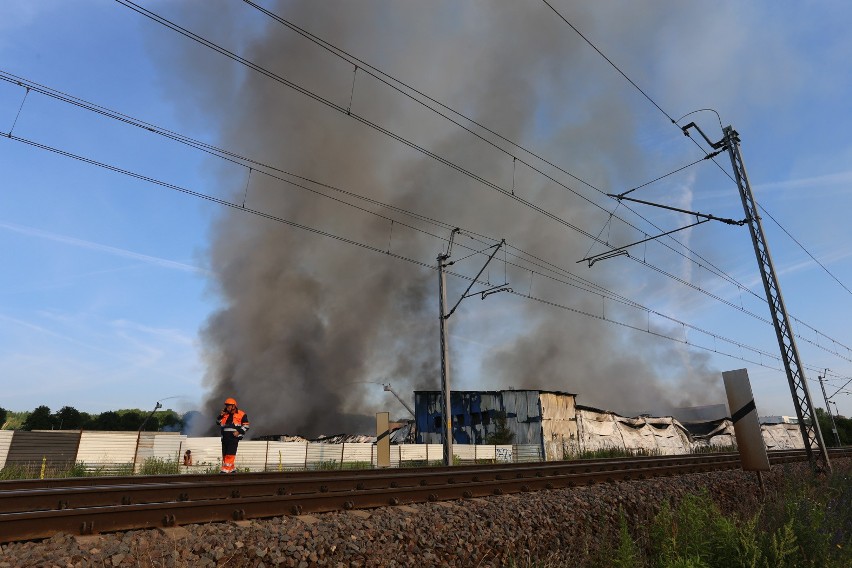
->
[221, 435, 240, 473]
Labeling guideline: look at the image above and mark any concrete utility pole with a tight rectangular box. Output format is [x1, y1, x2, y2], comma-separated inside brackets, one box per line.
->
[817, 370, 842, 447]
[715, 125, 831, 474]
[437, 229, 509, 466]
[437, 230, 457, 467]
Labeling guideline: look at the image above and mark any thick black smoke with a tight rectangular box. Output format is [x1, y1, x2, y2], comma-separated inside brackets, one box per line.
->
[161, 1, 726, 436]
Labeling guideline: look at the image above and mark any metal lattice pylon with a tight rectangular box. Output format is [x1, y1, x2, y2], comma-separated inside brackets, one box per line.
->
[723, 126, 831, 474]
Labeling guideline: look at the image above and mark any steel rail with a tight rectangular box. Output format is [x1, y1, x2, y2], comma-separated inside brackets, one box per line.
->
[0, 459, 738, 542]
[0, 454, 748, 514]
[0, 449, 805, 491]
[2, 449, 848, 543]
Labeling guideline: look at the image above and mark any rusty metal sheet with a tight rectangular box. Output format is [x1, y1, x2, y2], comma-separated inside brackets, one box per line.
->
[5, 431, 80, 472]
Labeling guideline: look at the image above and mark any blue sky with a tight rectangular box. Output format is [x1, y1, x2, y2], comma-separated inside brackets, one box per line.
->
[2, 1, 852, 427]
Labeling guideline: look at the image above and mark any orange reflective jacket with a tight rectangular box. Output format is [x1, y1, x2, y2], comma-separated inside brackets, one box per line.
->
[217, 409, 250, 438]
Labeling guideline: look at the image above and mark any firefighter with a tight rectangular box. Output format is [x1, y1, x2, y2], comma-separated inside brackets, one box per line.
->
[217, 397, 249, 473]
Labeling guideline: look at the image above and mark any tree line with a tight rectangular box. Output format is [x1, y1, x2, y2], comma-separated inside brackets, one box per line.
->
[815, 407, 851, 447]
[0, 405, 200, 433]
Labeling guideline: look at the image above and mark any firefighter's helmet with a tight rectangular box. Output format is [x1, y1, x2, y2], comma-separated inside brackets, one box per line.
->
[224, 397, 237, 406]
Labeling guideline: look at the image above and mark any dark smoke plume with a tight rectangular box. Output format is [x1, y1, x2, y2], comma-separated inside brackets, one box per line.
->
[163, 1, 724, 436]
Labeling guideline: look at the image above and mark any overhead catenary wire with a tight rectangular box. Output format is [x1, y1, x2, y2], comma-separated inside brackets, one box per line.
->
[757, 203, 852, 297]
[110, 1, 802, 349]
[145, 0, 760, 324]
[540, 0, 852, 300]
[5, 68, 850, 371]
[540, 0, 675, 123]
[0, 70, 650, 319]
[7, 86, 29, 136]
[149, 12, 723, 306]
[616, 155, 719, 199]
[20, 3, 852, 386]
[237, 0, 766, 315]
[236, 0, 847, 371]
[115, 0, 626, 246]
[11, 131, 850, 386]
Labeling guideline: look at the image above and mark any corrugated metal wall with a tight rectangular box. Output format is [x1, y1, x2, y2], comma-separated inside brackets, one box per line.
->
[178, 437, 222, 472]
[762, 424, 805, 450]
[0, 430, 546, 473]
[3, 411, 793, 473]
[5, 431, 80, 471]
[233, 441, 269, 471]
[414, 389, 566, 450]
[502, 390, 544, 447]
[76, 431, 137, 473]
[540, 392, 578, 460]
[266, 442, 309, 471]
[343, 443, 373, 465]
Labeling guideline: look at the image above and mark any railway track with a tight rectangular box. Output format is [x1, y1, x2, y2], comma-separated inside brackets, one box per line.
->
[2, 448, 848, 543]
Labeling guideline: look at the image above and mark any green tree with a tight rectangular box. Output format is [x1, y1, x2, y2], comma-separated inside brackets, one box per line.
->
[815, 407, 849, 446]
[0, 407, 7, 428]
[485, 411, 515, 445]
[120, 410, 144, 431]
[21, 405, 54, 431]
[157, 410, 182, 431]
[837, 414, 851, 445]
[53, 406, 85, 430]
[90, 410, 122, 431]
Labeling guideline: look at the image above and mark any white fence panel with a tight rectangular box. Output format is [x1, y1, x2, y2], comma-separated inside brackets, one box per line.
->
[178, 437, 222, 473]
[77, 431, 137, 473]
[0, 431, 13, 469]
[396, 444, 445, 465]
[495, 445, 513, 463]
[134, 432, 158, 473]
[234, 441, 269, 472]
[475, 445, 497, 461]
[513, 444, 541, 462]
[306, 443, 345, 469]
[454, 444, 477, 463]
[342, 443, 373, 465]
[151, 433, 186, 462]
[266, 442, 308, 471]
[398, 444, 427, 462]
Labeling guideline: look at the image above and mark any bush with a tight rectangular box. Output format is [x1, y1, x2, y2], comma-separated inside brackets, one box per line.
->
[640, 476, 852, 568]
[139, 457, 180, 475]
[571, 447, 661, 460]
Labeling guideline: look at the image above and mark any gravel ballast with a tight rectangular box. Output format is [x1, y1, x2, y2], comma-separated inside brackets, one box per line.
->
[2, 458, 848, 567]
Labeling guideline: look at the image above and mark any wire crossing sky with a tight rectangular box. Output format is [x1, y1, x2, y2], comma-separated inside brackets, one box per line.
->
[1, 1, 851, 430]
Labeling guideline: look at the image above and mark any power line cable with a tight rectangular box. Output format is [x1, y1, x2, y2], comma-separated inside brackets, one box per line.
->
[114, 0, 624, 245]
[11, 131, 842, 383]
[115, 0, 761, 318]
[238, 0, 843, 370]
[238, 0, 764, 319]
[0, 70, 649, 318]
[540, 0, 852, 300]
[540, 0, 675, 123]
[125, 0, 759, 326]
[757, 203, 852, 297]
[8, 67, 851, 370]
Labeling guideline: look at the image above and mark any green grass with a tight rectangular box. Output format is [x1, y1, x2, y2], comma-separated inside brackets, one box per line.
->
[138, 457, 181, 475]
[571, 447, 662, 460]
[606, 472, 852, 568]
[306, 460, 376, 470]
[691, 444, 739, 454]
[0, 461, 135, 479]
[400, 459, 446, 468]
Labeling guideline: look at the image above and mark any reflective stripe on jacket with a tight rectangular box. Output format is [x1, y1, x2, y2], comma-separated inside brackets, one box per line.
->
[217, 409, 250, 438]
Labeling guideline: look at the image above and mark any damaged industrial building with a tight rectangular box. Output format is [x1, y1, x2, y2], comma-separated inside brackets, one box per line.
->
[414, 389, 804, 460]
